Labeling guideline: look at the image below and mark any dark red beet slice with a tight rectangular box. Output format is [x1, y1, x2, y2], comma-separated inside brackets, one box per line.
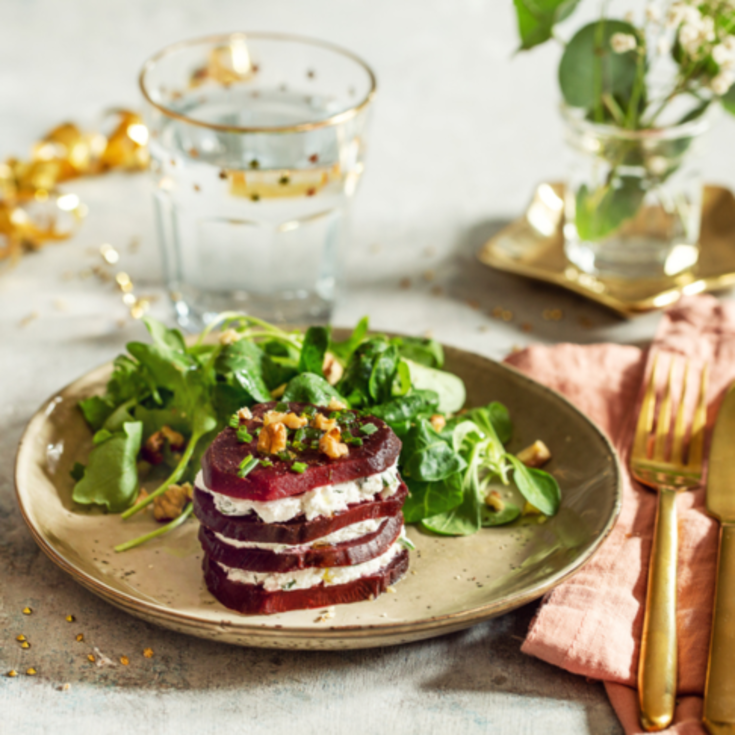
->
[193, 482, 408, 544]
[198, 513, 403, 573]
[202, 548, 409, 615]
[202, 401, 401, 501]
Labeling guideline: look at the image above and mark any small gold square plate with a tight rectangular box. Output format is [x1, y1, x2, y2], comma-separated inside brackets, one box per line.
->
[477, 183, 735, 317]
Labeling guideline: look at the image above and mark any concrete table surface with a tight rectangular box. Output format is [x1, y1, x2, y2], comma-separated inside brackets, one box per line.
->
[2, 1, 734, 733]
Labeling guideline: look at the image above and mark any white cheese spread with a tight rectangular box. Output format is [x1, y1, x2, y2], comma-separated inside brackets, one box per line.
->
[213, 518, 385, 553]
[217, 529, 407, 592]
[196, 462, 400, 523]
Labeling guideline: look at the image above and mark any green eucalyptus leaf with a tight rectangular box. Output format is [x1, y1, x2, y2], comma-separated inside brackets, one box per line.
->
[575, 176, 646, 241]
[513, 0, 582, 51]
[559, 20, 639, 109]
[722, 82, 735, 116]
[507, 455, 561, 516]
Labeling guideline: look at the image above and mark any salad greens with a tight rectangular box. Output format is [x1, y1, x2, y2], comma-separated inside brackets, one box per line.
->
[72, 313, 561, 549]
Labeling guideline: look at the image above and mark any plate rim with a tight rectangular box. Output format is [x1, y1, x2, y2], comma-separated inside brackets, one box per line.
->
[14, 341, 623, 644]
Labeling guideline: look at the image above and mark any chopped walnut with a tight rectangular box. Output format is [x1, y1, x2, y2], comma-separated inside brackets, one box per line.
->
[328, 396, 347, 411]
[322, 352, 344, 385]
[142, 425, 185, 465]
[153, 482, 193, 522]
[430, 414, 446, 432]
[219, 328, 240, 345]
[319, 427, 349, 459]
[135, 488, 149, 506]
[237, 406, 253, 421]
[263, 410, 307, 429]
[517, 440, 551, 468]
[485, 490, 505, 512]
[160, 425, 185, 449]
[312, 413, 337, 433]
[258, 422, 287, 454]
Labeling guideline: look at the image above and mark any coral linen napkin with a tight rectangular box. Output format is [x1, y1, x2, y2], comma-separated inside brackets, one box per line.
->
[505, 295, 735, 735]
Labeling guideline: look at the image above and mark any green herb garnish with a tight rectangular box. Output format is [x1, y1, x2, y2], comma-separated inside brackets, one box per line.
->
[237, 456, 259, 478]
[229, 414, 240, 429]
[360, 422, 378, 435]
[291, 462, 308, 474]
[236, 427, 253, 443]
[275, 401, 289, 412]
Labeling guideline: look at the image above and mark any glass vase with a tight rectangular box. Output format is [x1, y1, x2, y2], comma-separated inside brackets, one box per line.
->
[562, 106, 709, 280]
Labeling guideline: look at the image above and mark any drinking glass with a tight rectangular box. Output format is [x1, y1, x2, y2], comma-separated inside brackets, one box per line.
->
[140, 33, 376, 330]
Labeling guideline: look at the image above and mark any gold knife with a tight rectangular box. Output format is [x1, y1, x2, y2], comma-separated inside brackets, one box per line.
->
[704, 381, 735, 735]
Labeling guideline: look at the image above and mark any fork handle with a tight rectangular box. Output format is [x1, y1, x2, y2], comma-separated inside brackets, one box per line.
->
[703, 523, 735, 734]
[638, 488, 678, 732]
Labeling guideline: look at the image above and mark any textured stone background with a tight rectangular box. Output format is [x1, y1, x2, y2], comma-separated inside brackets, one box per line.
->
[3, 0, 735, 733]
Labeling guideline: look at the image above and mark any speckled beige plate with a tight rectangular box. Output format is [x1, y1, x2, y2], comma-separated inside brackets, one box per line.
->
[14, 337, 622, 650]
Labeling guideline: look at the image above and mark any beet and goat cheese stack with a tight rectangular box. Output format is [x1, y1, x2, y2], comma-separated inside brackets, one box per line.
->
[193, 400, 410, 615]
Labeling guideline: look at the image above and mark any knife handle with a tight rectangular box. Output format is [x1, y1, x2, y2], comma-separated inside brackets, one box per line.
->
[703, 523, 735, 735]
[639, 488, 678, 732]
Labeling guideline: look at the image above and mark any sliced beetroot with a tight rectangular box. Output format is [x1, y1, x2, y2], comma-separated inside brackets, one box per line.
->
[193, 482, 408, 544]
[202, 401, 401, 501]
[202, 548, 409, 615]
[198, 514, 403, 573]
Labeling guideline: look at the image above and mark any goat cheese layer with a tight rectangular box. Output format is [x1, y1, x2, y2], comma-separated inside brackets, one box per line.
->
[195, 462, 401, 523]
[217, 530, 407, 592]
[213, 518, 385, 553]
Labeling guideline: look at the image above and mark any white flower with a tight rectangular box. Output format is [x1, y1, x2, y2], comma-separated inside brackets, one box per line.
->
[611, 33, 637, 54]
[657, 36, 672, 55]
[667, 3, 700, 30]
[648, 156, 668, 176]
[711, 71, 735, 96]
[713, 44, 735, 68]
[645, 4, 662, 23]
[624, 11, 635, 23]
[678, 11, 716, 57]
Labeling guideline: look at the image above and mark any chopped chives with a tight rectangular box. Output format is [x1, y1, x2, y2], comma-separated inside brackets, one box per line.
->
[260, 459, 274, 468]
[360, 423, 378, 435]
[236, 427, 253, 443]
[237, 456, 259, 478]
[291, 462, 307, 474]
[275, 401, 288, 412]
[229, 414, 240, 429]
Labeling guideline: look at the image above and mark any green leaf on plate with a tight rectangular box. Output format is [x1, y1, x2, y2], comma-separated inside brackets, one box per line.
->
[404, 360, 466, 415]
[481, 501, 521, 527]
[402, 474, 465, 523]
[506, 455, 561, 516]
[72, 421, 143, 512]
[298, 326, 330, 376]
[282, 373, 348, 406]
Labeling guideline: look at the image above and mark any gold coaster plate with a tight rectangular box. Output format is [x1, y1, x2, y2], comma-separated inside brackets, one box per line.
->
[477, 183, 735, 317]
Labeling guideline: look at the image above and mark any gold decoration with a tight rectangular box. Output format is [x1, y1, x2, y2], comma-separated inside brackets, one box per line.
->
[0, 110, 149, 266]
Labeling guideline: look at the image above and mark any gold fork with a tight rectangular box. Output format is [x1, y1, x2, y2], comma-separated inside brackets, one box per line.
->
[631, 352, 708, 732]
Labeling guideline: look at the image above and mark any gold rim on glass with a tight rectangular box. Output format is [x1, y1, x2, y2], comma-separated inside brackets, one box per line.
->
[139, 31, 377, 135]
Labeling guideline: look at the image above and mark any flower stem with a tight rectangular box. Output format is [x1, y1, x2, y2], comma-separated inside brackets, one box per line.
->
[114, 503, 194, 553]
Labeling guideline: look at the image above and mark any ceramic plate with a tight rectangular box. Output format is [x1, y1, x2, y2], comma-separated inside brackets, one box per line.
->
[14, 337, 622, 650]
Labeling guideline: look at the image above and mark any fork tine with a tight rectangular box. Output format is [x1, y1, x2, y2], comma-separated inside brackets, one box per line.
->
[653, 357, 676, 461]
[670, 359, 689, 466]
[687, 362, 709, 470]
[633, 351, 659, 459]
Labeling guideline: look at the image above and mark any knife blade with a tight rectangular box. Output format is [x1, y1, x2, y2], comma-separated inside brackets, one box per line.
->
[703, 381, 735, 735]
